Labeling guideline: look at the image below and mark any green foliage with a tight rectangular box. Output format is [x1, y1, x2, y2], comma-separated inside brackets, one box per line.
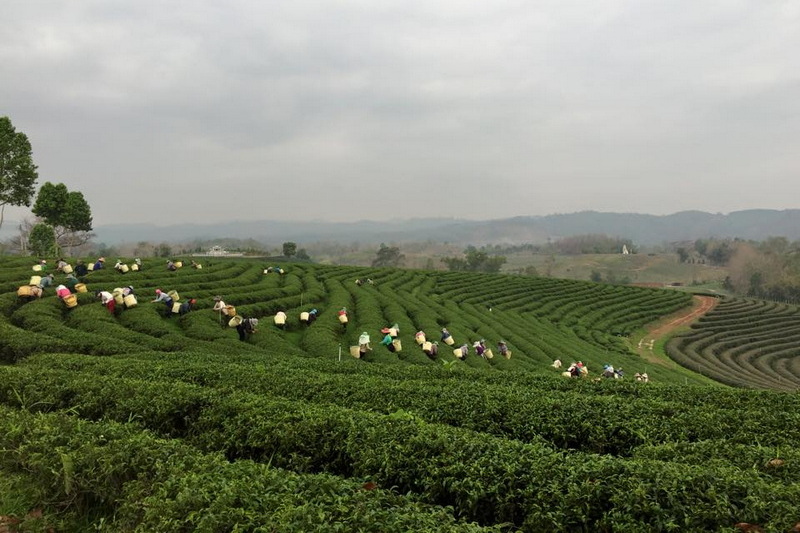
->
[156, 243, 172, 257]
[3, 257, 800, 531]
[63, 191, 93, 232]
[666, 297, 800, 390]
[0, 116, 39, 231]
[28, 223, 56, 256]
[553, 234, 633, 255]
[32, 182, 69, 225]
[31, 182, 94, 252]
[442, 246, 507, 273]
[372, 243, 405, 267]
[0, 405, 490, 532]
[282, 241, 297, 258]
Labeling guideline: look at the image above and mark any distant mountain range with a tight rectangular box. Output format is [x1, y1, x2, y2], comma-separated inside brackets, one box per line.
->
[94, 209, 800, 246]
[6, 209, 800, 247]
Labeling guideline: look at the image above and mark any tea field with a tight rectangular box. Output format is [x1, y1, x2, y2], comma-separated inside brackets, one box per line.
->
[1, 256, 799, 532]
[667, 297, 800, 391]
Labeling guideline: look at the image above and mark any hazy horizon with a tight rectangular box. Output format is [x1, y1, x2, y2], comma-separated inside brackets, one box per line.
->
[2, 2, 798, 228]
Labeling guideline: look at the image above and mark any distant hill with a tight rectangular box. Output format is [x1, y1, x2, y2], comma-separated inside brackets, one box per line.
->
[81, 209, 800, 245]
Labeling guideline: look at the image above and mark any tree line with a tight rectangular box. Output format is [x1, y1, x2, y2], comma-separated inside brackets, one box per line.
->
[677, 237, 800, 303]
[1, 116, 94, 257]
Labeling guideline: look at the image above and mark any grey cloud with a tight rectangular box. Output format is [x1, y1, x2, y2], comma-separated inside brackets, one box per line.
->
[1, 1, 798, 225]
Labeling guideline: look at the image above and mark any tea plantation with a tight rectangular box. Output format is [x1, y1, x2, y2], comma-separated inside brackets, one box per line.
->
[1, 257, 799, 532]
[667, 298, 800, 391]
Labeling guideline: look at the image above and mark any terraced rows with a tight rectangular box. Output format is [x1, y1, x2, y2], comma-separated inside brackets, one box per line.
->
[2, 257, 699, 380]
[7, 257, 800, 530]
[666, 297, 800, 390]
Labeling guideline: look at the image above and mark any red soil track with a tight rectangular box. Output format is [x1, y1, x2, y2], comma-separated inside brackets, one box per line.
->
[637, 295, 718, 362]
[648, 295, 718, 340]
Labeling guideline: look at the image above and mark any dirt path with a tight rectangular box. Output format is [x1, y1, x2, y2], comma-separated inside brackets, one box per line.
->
[636, 295, 718, 364]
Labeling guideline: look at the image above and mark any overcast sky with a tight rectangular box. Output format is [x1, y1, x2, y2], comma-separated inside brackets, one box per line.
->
[2, 1, 799, 227]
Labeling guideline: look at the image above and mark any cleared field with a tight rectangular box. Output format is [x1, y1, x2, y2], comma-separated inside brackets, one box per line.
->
[504, 252, 728, 286]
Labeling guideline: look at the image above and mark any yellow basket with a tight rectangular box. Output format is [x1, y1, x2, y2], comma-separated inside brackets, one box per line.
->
[32, 264, 42, 272]
[228, 316, 243, 328]
[29, 276, 42, 286]
[504, 350, 512, 360]
[62, 264, 73, 274]
[422, 341, 432, 352]
[88, 263, 94, 271]
[119, 264, 129, 273]
[172, 302, 181, 314]
[63, 294, 78, 308]
[485, 349, 494, 359]
[124, 294, 137, 308]
[415, 333, 426, 345]
[17, 285, 33, 297]
[131, 264, 139, 271]
[338, 314, 348, 324]
[225, 305, 236, 317]
[75, 283, 88, 293]
[167, 290, 180, 301]
[174, 261, 183, 268]
[349, 346, 361, 358]
[300, 312, 309, 322]
[114, 294, 124, 305]
[454, 348, 464, 359]
[444, 336, 455, 346]
[274, 314, 286, 325]
[392, 339, 402, 352]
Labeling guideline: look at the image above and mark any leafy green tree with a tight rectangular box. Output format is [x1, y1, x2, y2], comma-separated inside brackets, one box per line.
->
[0, 116, 39, 231]
[296, 248, 310, 261]
[676, 247, 689, 263]
[694, 239, 708, 256]
[156, 243, 172, 258]
[442, 246, 506, 273]
[28, 223, 56, 257]
[32, 182, 94, 253]
[282, 242, 297, 258]
[372, 243, 405, 267]
[95, 242, 119, 259]
[707, 241, 733, 266]
[441, 257, 468, 271]
[590, 270, 603, 282]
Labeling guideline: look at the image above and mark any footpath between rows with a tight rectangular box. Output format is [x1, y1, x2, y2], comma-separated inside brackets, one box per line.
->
[634, 295, 718, 367]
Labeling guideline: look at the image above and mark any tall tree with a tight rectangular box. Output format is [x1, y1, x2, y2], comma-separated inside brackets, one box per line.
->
[32, 182, 94, 254]
[0, 116, 39, 231]
[372, 243, 405, 267]
[28, 223, 56, 257]
[282, 241, 297, 258]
